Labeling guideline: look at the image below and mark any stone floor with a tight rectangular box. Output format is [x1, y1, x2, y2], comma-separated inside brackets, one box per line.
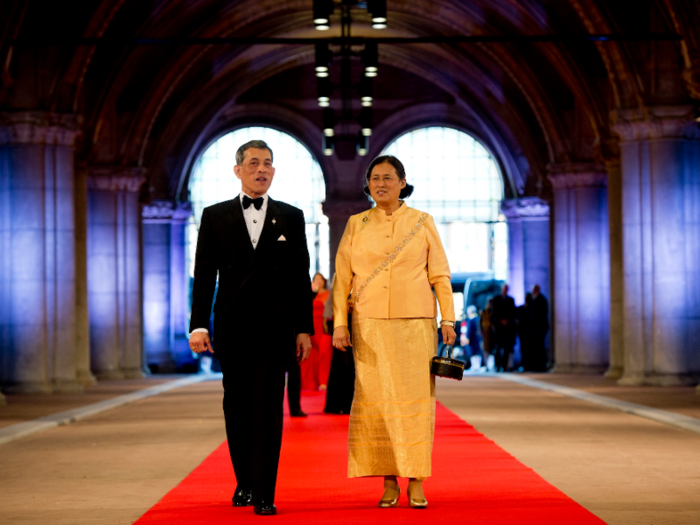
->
[0, 373, 698, 524]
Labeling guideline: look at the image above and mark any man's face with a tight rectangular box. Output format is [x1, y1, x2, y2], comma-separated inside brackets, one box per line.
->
[502, 284, 509, 296]
[234, 147, 275, 198]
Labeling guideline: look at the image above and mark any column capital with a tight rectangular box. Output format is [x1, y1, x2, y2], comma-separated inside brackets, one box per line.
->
[0, 111, 81, 146]
[682, 60, 700, 101]
[612, 105, 700, 142]
[547, 163, 608, 189]
[500, 197, 550, 220]
[87, 166, 146, 193]
[142, 200, 192, 222]
[322, 198, 372, 221]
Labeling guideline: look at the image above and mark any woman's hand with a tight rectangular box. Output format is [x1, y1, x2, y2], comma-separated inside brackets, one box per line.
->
[441, 324, 457, 346]
[332, 326, 352, 351]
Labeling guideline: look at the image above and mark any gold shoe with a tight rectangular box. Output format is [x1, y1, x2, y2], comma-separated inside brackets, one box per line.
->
[407, 489, 428, 508]
[378, 486, 400, 508]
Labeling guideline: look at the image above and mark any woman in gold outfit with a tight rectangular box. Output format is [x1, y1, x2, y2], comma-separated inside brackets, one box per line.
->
[332, 155, 456, 509]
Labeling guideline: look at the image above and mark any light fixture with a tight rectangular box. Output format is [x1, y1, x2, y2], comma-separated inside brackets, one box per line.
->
[313, 0, 334, 30]
[315, 42, 332, 77]
[359, 77, 373, 107]
[356, 132, 369, 156]
[361, 42, 379, 77]
[317, 77, 332, 107]
[368, 0, 387, 28]
[359, 108, 372, 136]
[323, 135, 335, 156]
[322, 108, 336, 137]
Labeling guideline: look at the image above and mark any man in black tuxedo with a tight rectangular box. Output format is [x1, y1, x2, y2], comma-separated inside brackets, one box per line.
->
[188, 140, 313, 516]
[491, 283, 517, 372]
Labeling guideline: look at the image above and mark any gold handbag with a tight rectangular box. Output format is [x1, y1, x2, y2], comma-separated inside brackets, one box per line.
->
[431, 345, 465, 380]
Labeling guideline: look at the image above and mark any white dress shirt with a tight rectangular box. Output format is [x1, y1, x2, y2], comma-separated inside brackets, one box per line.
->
[240, 191, 268, 249]
[191, 191, 268, 336]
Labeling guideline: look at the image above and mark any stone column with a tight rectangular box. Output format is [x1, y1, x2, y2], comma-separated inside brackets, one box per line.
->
[501, 198, 551, 304]
[322, 198, 372, 281]
[74, 166, 96, 386]
[87, 168, 145, 379]
[603, 150, 625, 380]
[549, 164, 610, 374]
[614, 106, 700, 386]
[142, 201, 192, 373]
[0, 111, 82, 393]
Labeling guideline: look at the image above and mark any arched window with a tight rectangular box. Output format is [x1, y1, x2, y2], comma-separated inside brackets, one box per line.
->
[187, 127, 329, 280]
[382, 127, 508, 314]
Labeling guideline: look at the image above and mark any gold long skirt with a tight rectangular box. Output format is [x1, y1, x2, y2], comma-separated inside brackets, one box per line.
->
[348, 314, 437, 478]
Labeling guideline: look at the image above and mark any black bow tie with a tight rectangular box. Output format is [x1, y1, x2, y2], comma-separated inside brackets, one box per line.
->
[242, 195, 264, 210]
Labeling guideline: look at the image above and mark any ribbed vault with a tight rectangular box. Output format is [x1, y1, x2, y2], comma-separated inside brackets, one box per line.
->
[1, 0, 698, 200]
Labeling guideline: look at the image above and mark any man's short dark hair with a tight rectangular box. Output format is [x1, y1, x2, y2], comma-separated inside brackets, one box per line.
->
[236, 140, 273, 166]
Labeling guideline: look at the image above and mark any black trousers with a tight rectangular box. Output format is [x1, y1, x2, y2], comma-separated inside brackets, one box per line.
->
[494, 328, 514, 372]
[323, 347, 355, 414]
[215, 326, 294, 504]
[285, 355, 302, 414]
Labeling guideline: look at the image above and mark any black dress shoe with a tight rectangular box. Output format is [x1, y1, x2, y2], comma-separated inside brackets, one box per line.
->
[253, 501, 277, 515]
[290, 411, 308, 418]
[232, 487, 253, 507]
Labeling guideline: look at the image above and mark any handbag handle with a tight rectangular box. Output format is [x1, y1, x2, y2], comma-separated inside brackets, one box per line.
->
[444, 344, 454, 359]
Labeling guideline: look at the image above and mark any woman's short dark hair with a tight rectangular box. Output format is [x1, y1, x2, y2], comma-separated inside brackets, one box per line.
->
[362, 155, 415, 199]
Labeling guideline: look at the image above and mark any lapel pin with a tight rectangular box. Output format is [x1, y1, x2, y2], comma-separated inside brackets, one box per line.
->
[362, 216, 369, 223]
[272, 218, 276, 224]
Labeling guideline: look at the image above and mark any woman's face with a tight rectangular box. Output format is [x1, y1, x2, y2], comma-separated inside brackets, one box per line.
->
[368, 162, 406, 206]
[312, 274, 326, 292]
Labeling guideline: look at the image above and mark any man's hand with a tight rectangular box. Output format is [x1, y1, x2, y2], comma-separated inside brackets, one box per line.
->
[296, 333, 312, 363]
[189, 332, 213, 353]
[332, 326, 352, 351]
[441, 324, 457, 346]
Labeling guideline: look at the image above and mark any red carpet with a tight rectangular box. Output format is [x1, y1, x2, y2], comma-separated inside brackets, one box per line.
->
[135, 391, 605, 524]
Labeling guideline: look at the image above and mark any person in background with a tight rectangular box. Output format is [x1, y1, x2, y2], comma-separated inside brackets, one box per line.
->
[301, 272, 333, 391]
[324, 276, 356, 414]
[480, 298, 495, 372]
[531, 284, 550, 371]
[491, 283, 517, 372]
[517, 293, 534, 371]
[465, 305, 482, 370]
[332, 155, 456, 509]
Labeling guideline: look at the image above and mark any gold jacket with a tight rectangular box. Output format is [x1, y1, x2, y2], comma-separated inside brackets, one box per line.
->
[332, 203, 455, 327]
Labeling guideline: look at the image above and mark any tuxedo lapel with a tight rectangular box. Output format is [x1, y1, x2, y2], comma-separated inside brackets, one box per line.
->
[224, 196, 254, 258]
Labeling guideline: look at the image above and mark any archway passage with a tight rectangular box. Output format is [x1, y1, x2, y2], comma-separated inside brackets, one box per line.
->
[382, 127, 507, 318]
[187, 127, 330, 280]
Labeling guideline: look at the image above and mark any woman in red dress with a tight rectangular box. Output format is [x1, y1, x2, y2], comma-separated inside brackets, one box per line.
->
[301, 273, 333, 391]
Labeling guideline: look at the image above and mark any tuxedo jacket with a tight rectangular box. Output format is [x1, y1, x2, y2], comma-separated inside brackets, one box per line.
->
[189, 196, 314, 351]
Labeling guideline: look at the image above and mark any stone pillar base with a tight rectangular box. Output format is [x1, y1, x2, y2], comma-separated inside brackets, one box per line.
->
[619, 373, 700, 387]
[2, 381, 54, 395]
[604, 366, 623, 380]
[94, 370, 125, 380]
[76, 370, 97, 387]
[52, 381, 84, 394]
[551, 364, 608, 375]
[121, 368, 146, 379]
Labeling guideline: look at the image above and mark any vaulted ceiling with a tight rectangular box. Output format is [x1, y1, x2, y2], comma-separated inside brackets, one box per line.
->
[1, 0, 698, 201]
